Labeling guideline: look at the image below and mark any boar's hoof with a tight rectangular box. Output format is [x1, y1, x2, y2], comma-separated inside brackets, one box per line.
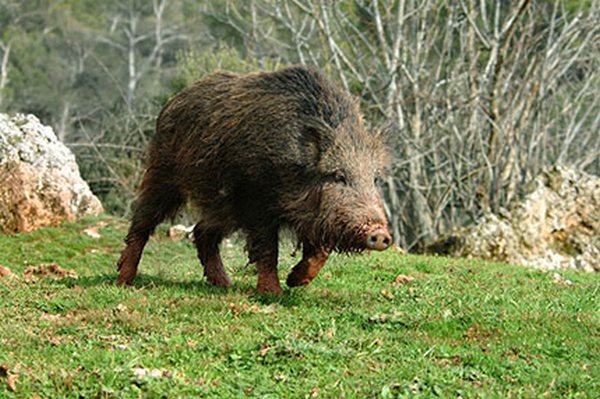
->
[116, 265, 137, 286]
[257, 279, 283, 295]
[286, 273, 308, 287]
[116, 258, 138, 286]
[205, 273, 233, 288]
[366, 228, 392, 251]
[116, 274, 134, 286]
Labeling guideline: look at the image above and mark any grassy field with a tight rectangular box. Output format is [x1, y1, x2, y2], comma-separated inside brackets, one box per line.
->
[0, 216, 598, 398]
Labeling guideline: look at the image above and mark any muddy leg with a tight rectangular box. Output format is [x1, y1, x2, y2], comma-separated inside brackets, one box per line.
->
[193, 224, 232, 287]
[117, 168, 183, 285]
[286, 243, 330, 287]
[117, 237, 146, 286]
[247, 228, 282, 295]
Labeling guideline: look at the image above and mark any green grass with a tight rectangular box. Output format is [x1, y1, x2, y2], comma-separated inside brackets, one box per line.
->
[0, 216, 598, 398]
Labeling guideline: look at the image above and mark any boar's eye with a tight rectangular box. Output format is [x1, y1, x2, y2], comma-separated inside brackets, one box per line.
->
[374, 176, 383, 186]
[326, 170, 348, 186]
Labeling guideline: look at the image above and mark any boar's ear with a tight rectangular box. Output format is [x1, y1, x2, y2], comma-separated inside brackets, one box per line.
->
[367, 122, 395, 168]
[303, 116, 334, 153]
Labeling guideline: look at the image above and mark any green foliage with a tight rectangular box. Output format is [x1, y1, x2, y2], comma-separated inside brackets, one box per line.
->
[565, 0, 593, 13]
[174, 47, 282, 90]
[0, 217, 598, 397]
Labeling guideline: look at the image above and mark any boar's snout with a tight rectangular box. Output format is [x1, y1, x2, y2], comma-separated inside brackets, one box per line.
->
[366, 227, 392, 251]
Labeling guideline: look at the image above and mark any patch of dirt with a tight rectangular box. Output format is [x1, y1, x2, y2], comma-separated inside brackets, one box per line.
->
[463, 323, 496, 341]
[39, 313, 63, 323]
[23, 263, 78, 281]
[433, 355, 462, 367]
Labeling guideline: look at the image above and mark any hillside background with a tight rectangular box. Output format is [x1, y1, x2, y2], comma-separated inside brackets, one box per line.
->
[0, 0, 598, 250]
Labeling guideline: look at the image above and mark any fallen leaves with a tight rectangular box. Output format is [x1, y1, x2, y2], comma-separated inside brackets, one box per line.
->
[391, 245, 406, 254]
[310, 386, 319, 398]
[81, 226, 101, 239]
[257, 341, 272, 357]
[115, 303, 128, 313]
[0, 364, 17, 392]
[1, 263, 78, 283]
[375, 274, 416, 301]
[129, 366, 188, 388]
[228, 302, 277, 317]
[80, 221, 107, 239]
[23, 263, 78, 281]
[194, 378, 221, 387]
[464, 325, 479, 340]
[6, 374, 16, 392]
[99, 334, 130, 351]
[433, 354, 463, 367]
[367, 311, 405, 324]
[394, 274, 415, 285]
[131, 367, 172, 379]
[228, 302, 258, 317]
[0, 265, 13, 279]
[380, 289, 394, 300]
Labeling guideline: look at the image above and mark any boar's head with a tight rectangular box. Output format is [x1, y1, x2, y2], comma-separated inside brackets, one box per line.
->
[287, 113, 392, 253]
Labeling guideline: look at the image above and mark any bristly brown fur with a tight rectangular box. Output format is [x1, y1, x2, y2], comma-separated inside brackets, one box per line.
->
[117, 65, 391, 293]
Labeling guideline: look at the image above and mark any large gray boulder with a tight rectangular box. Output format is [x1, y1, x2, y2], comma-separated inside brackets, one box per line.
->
[427, 167, 599, 272]
[0, 113, 103, 233]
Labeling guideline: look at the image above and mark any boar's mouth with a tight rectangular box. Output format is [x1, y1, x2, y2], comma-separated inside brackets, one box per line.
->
[285, 187, 391, 253]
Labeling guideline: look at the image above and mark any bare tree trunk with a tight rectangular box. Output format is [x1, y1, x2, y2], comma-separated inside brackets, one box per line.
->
[57, 102, 71, 142]
[482, 0, 531, 212]
[0, 41, 10, 108]
[125, 10, 139, 107]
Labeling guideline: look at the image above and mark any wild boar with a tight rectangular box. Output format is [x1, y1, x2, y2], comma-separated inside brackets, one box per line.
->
[117, 65, 391, 294]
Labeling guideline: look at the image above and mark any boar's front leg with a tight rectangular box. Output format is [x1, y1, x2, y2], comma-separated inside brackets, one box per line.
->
[193, 224, 232, 287]
[286, 243, 330, 287]
[247, 228, 282, 295]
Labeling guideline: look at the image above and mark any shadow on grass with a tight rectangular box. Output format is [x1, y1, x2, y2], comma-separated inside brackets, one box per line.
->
[57, 273, 231, 291]
[55, 273, 309, 306]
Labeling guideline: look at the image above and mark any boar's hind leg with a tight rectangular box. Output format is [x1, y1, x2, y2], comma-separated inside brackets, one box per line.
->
[117, 170, 183, 286]
[286, 244, 330, 287]
[248, 228, 283, 295]
[193, 224, 232, 287]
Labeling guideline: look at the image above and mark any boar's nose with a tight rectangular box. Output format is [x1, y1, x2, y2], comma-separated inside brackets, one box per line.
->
[366, 228, 392, 251]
